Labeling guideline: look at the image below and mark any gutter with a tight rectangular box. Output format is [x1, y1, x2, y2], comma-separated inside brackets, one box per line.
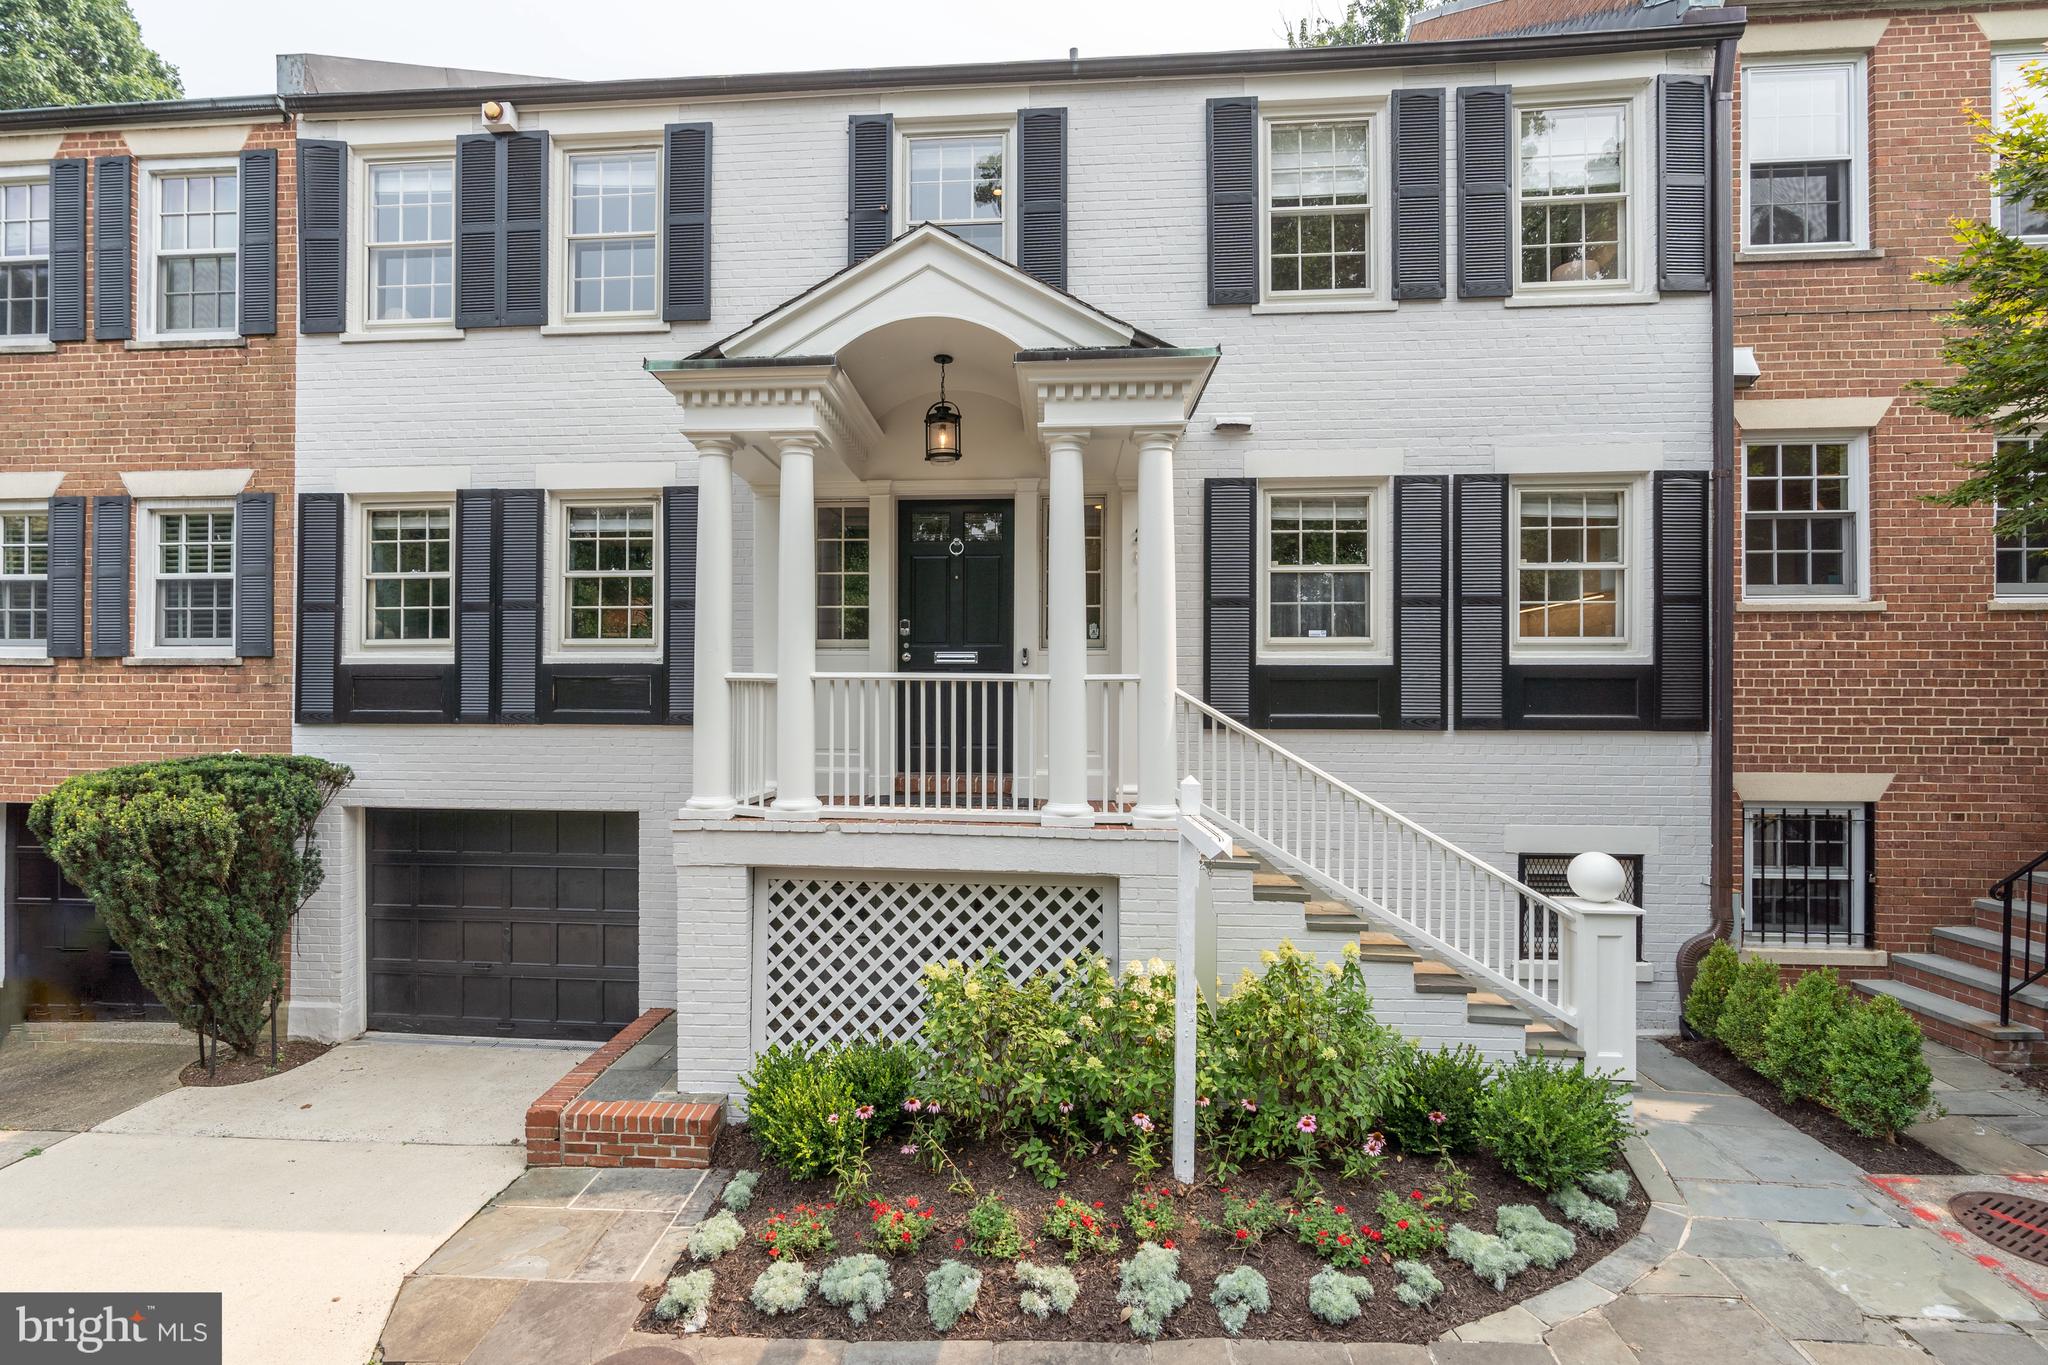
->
[0, 94, 285, 133]
[282, 17, 1747, 117]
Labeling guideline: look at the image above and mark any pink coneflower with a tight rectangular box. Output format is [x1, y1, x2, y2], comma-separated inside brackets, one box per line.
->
[1058, 1100, 1073, 1115]
[1427, 1110, 1446, 1127]
[1296, 1113, 1318, 1135]
[1240, 1098, 1258, 1113]
[1363, 1132, 1386, 1157]
[1197, 1095, 1211, 1108]
[903, 1097, 923, 1113]
[855, 1104, 875, 1121]
[900, 1143, 919, 1156]
[926, 1102, 942, 1115]
[826, 1112, 840, 1125]
[1132, 1112, 1155, 1133]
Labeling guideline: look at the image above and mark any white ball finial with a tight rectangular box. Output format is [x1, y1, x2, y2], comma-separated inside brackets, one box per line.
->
[1566, 851, 1627, 904]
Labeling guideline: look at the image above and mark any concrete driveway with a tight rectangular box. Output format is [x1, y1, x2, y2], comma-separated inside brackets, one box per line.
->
[0, 1034, 587, 1365]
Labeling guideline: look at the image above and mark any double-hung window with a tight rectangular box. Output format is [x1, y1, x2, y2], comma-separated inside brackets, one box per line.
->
[363, 506, 453, 645]
[561, 501, 657, 646]
[0, 507, 48, 652]
[1264, 491, 1371, 647]
[152, 168, 238, 336]
[1517, 104, 1628, 288]
[567, 151, 658, 317]
[906, 134, 1004, 253]
[1266, 120, 1372, 296]
[1744, 804, 1871, 946]
[1515, 489, 1624, 642]
[1744, 61, 1862, 249]
[817, 504, 871, 644]
[0, 177, 50, 339]
[1993, 437, 2048, 597]
[367, 160, 453, 324]
[150, 506, 235, 651]
[1039, 498, 1106, 649]
[1743, 437, 1860, 596]
[1994, 53, 2048, 240]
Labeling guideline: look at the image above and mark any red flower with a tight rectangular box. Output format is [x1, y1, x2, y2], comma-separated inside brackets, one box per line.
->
[1396, 1219, 1409, 1231]
[919, 1209, 933, 1220]
[768, 1247, 781, 1258]
[1410, 1190, 1424, 1200]
[1337, 1233, 1352, 1247]
[1333, 1205, 1347, 1215]
[1317, 1230, 1329, 1243]
[901, 1231, 912, 1244]
[1367, 1229, 1383, 1242]
[1093, 1201, 1104, 1209]
[1056, 1198, 1067, 1208]
[1235, 1228, 1249, 1242]
[954, 1237, 966, 1250]
[1162, 1239, 1176, 1250]
[765, 1230, 778, 1241]
[905, 1196, 920, 1208]
[1081, 1215, 1095, 1231]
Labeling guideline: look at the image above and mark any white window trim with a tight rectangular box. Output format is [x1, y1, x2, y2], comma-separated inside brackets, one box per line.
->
[1256, 482, 1391, 664]
[0, 166, 51, 345]
[1738, 55, 1871, 256]
[348, 143, 463, 340]
[343, 495, 456, 664]
[135, 156, 240, 343]
[893, 115, 1016, 262]
[0, 499, 49, 659]
[1740, 802, 1870, 944]
[1739, 429, 1871, 603]
[1509, 89, 1653, 305]
[546, 492, 662, 662]
[817, 499, 873, 653]
[133, 498, 237, 661]
[1992, 49, 2048, 245]
[1992, 435, 2048, 599]
[1038, 492, 1116, 657]
[1256, 105, 1393, 314]
[549, 138, 662, 328]
[1508, 476, 1650, 663]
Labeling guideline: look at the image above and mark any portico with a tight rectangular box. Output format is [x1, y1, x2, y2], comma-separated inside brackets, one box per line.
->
[647, 225, 1216, 825]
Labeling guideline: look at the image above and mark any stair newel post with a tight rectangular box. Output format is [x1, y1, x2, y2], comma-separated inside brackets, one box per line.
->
[1174, 775, 1228, 1185]
[1558, 852, 1644, 1083]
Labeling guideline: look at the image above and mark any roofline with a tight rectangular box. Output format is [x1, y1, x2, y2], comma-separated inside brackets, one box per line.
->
[644, 355, 839, 372]
[0, 94, 286, 134]
[283, 14, 1746, 117]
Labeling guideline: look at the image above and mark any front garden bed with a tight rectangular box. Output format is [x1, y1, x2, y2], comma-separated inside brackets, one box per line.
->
[634, 1128, 1644, 1342]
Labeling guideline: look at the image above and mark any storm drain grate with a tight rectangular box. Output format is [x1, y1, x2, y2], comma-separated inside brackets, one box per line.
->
[1952, 1191, 2048, 1266]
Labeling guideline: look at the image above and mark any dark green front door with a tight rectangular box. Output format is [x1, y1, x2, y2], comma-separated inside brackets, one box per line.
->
[897, 501, 1014, 797]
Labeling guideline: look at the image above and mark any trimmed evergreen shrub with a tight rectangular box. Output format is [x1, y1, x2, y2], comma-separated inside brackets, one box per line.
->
[1827, 996, 1936, 1141]
[1307, 1266, 1374, 1325]
[1715, 957, 1782, 1066]
[1210, 1265, 1271, 1336]
[1381, 1043, 1490, 1155]
[1683, 939, 1740, 1039]
[1475, 1056, 1633, 1191]
[1764, 967, 1850, 1104]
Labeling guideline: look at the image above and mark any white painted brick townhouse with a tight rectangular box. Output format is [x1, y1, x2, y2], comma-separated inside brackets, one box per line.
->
[282, 6, 1744, 1097]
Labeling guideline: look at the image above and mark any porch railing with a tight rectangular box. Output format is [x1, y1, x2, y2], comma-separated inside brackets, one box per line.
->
[1996, 847, 2048, 1026]
[728, 672, 1137, 818]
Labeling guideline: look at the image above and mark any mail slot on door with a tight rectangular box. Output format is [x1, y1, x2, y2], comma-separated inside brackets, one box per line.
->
[933, 650, 978, 665]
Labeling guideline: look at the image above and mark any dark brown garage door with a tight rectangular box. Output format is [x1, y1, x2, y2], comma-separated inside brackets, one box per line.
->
[5, 805, 163, 1020]
[366, 809, 639, 1040]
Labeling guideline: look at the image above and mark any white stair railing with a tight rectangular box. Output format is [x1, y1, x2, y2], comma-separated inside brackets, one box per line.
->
[1174, 689, 1581, 1030]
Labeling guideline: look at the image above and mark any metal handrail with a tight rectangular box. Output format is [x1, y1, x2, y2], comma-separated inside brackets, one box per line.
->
[1994, 846, 2048, 1025]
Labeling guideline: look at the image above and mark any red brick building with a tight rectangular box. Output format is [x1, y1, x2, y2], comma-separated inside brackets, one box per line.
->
[1416, 0, 2048, 1059]
[0, 96, 295, 1019]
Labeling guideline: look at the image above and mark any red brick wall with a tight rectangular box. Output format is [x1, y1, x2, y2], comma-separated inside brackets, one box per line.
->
[1731, 8, 2048, 954]
[0, 119, 296, 805]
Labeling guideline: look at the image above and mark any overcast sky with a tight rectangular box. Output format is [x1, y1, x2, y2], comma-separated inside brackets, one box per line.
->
[129, 1, 1310, 99]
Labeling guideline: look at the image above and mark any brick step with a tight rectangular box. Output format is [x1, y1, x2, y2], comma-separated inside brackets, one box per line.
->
[1890, 954, 2048, 1033]
[1851, 978, 2044, 1051]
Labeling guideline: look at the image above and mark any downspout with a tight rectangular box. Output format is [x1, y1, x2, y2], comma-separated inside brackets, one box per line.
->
[1675, 29, 1740, 1024]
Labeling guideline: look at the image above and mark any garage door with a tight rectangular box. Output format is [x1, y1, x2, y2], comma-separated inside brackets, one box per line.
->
[366, 809, 639, 1040]
[5, 805, 162, 1020]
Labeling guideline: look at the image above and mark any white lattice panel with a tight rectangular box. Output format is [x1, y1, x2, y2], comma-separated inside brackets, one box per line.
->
[755, 875, 1114, 1049]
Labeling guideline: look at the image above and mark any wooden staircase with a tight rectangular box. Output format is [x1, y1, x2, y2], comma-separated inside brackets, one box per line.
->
[1855, 870, 2048, 1068]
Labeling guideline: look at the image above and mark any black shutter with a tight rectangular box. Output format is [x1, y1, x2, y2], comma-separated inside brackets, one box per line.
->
[1658, 74, 1713, 293]
[297, 139, 348, 335]
[1017, 107, 1068, 289]
[455, 490, 496, 719]
[1454, 475, 1508, 728]
[44, 496, 83, 657]
[1203, 478, 1255, 722]
[663, 122, 712, 322]
[456, 134, 501, 329]
[234, 491, 275, 657]
[502, 132, 548, 326]
[92, 156, 131, 341]
[237, 148, 278, 336]
[1390, 89, 1447, 302]
[47, 159, 86, 342]
[847, 114, 893, 265]
[1394, 476, 1448, 728]
[1206, 97, 1258, 306]
[665, 485, 698, 723]
[1456, 86, 1513, 299]
[295, 493, 343, 721]
[90, 495, 129, 657]
[1654, 470, 1711, 728]
[497, 489, 542, 721]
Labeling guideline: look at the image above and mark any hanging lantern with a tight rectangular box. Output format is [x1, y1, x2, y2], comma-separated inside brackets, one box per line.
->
[924, 353, 962, 464]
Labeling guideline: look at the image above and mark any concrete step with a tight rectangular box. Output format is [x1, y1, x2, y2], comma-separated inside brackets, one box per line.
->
[1930, 922, 2048, 977]
[1212, 843, 1261, 873]
[1357, 930, 1421, 964]
[1851, 977, 2045, 1044]
[1465, 991, 1530, 1028]
[1301, 899, 1370, 934]
[1891, 950, 2048, 1015]
[1969, 896, 2048, 935]
[1524, 1022, 1584, 1060]
[1413, 960, 1476, 996]
[1252, 870, 1310, 903]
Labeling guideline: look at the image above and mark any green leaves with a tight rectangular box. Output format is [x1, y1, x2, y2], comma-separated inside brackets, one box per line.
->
[0, 0, 182, 110]
[1474, 1057, 1633, 1193]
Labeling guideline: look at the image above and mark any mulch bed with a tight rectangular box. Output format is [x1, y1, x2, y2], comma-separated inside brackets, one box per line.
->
[1663, 1036, 1962, 1176]
[636, 1127, 1645, 1343]
[178, 1039, 332, 1087]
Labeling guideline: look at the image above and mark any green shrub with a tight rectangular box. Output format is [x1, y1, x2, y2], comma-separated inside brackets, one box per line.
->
[1715, 957, 1782, 1066]
[1391, 1259, 1442, 1308]
[748, 1261, 815, 1315]
[1684, 939, 1741, 1039]
[1496, 1205, 1575, 1269]
[1577, 1169, 1631, 1206]
[819, 1254, 892, 1325]
[30, 754, 352, 1063]
[1548, 1185, 1619, 1235]
[1446, 1223, 1530, 1291]
[925, 1259, 983, 1332]
[655, 1269, 714, 1326]
[719, 1169, 760, 1213]
[832, 1037, 920, 1132]
[966, 1194, 1024, 1259]
[1765, 968, 1850, 1104]
[1380, 1043, 1490, 1155]
[1015, 1260, 1079, 1319]
[1042, 1196, 1121, 1261]
[1307, 1266, 1375, 1325]
[1115, 1242, 1191, 1340]
[1210, 1265, 1270, 1336]
[742, 1045, 861, 1180]
[1475, 1057, 1633, 1191]
[1827, 996, 1936, 1140]
[687, 1209, 744, 1262]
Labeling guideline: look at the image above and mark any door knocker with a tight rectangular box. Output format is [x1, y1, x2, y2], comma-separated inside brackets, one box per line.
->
[948, 537, 965, 556]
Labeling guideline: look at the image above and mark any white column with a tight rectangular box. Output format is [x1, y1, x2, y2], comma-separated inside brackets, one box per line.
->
[1134, 428, 1181, 822]
[686, 439, 736, 813]
[1043, 430, 1093, 824]
[752, 492, 779, 675]
[772, 436, 822, 817]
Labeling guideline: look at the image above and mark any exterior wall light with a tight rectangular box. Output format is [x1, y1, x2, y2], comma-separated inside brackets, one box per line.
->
[924, 353, 962, 464]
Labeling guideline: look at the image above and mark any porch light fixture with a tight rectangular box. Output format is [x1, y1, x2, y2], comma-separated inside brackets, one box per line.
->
[924, 353, 962, 464]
